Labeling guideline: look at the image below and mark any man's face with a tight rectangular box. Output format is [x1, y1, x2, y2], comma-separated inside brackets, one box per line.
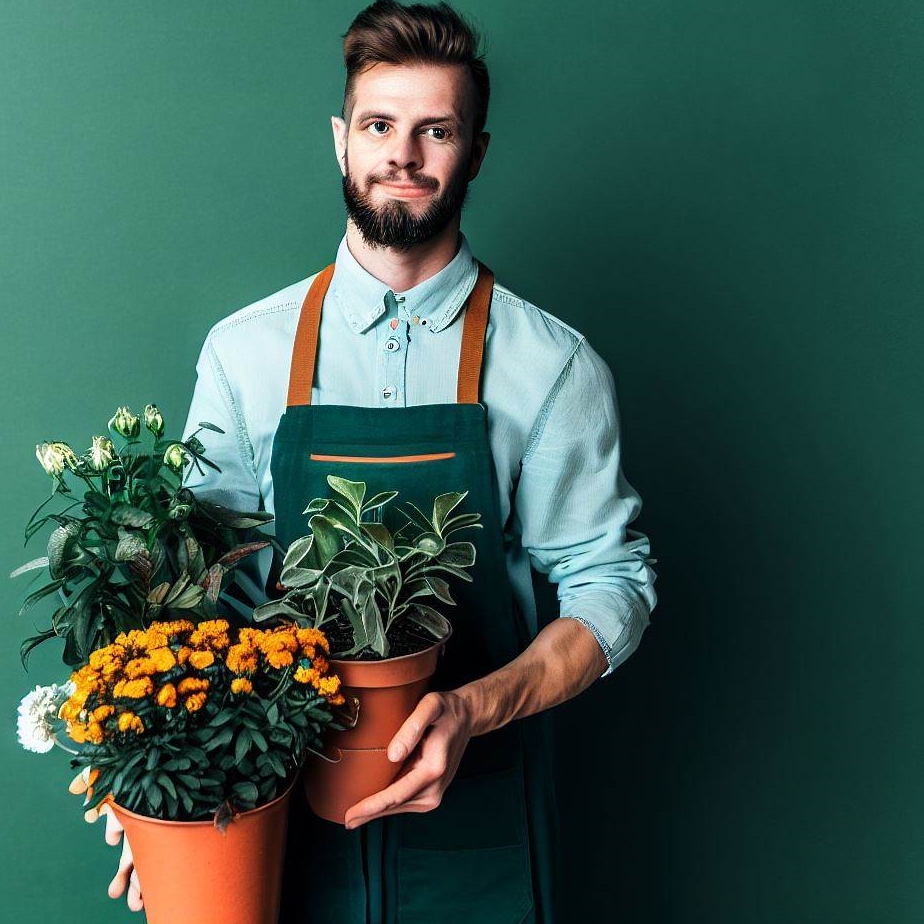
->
[332, 63, 489, 252]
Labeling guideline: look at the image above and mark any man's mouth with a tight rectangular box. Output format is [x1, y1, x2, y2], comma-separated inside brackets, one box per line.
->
[377, 181, 434, 199]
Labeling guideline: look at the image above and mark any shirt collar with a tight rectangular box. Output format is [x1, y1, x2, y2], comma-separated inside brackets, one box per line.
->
[328, 231, 479, 334]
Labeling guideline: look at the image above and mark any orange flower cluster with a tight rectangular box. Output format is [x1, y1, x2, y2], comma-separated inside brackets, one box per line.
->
[224, 624, 344, 706]
[59, 619, 344, 744]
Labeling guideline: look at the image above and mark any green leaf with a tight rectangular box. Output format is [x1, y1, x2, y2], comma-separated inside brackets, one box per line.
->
[363, 523, 395, 553]
[325, 476, 365, 518]
[361, 491, 398, 515]
[9, 557, 49, 579]
[231, 781, 258, 805]
[407, 604, 452, 640]
[234, 728, 253, 765]
[438, 541, 476, 568]
[414, 532, 445, 558]
[111, 505, 155, 528]
[308, 514, 343, 564]
[18, 577, 67, 616]
[433, 491, 468, 533]
[19, 628, 57, 667]
[46, 521, 82, 579]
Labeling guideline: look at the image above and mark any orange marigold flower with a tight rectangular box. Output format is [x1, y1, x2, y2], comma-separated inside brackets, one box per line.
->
[318, 675, 341, 696]
[59, 700, 81, 722]
[226, 644, 258, 675]
[117, 712, 145, 734]
[265, 649, 294, 670]
[189, 619, 231, 651]
[119, 677, 154, 699]
[68, 722, 88, 743]
[177, 677, 209, 695]
[327, 692, 346, 706]
[148, 647, 177, 672]
[189, 650, 215, 670]
[85, 722, 105, 745]
[114, 629, 148, 651]
[156, 683, 178, 708]
[313, 655, 330, 674]
[238, 628, 261, 646]
[294, 666, 319, 685]
[184, 692, 207, 713]
[124, 657, 157, 679]
[296, 627, 330, 653]
[91, 705, 115, 722]
[231, 677, 253, 695]
[262, 629, 298, 654]
[155, 619, 194, 638]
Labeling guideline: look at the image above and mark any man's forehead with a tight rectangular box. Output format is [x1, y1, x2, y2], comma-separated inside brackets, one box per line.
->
[350, 63, 470, 124]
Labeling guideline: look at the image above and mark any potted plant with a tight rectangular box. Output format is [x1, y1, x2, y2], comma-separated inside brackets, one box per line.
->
[16, 618, 352, 924]
[14, 403, 280, 666]
[252, 475, 482, 824]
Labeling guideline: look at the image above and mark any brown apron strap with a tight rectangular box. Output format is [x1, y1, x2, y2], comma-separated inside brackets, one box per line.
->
[285, 258, 495, 407]
[286, 263, 335, 407]
[456, 260, 494, 405]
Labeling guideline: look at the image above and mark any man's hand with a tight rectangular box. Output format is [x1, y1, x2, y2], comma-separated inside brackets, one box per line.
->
[69, 768, 144, 913]
[343, 690, 474, 829]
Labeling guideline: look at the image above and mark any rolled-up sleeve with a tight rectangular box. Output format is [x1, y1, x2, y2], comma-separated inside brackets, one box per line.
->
[180, 332, 273, 618]
[515, 337, 657, 678]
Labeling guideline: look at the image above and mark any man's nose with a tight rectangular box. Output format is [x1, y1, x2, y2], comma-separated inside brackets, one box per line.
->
[387, 131, 423, 173]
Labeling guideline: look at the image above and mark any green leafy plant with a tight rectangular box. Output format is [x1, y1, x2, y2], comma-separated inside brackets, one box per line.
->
[253, 475, 482, 659]
[13, 404, 278, 667]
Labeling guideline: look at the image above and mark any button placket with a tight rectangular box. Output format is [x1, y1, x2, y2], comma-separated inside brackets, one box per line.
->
[378, 311, 409, 407]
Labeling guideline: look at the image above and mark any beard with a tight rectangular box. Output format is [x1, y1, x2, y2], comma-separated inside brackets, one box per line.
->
[341, 149, 472, 252]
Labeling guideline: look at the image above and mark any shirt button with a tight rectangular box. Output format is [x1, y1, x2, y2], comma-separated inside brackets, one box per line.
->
[382, 385, 397, 400]
[384, 337, 401, 352]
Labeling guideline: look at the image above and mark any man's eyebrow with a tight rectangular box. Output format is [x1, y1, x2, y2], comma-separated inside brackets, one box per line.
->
[354, 111, 462, 127]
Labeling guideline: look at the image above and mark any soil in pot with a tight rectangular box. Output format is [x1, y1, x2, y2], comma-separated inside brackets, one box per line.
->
[324, 618, 444, 660]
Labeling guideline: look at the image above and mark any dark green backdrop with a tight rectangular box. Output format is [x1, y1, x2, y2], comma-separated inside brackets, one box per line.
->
[2, 2, 921, 921]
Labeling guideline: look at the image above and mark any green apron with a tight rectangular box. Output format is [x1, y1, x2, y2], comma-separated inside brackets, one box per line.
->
[273, 259, 560, 923]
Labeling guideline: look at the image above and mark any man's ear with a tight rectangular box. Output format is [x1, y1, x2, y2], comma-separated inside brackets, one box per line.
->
[331, 116, 348, 177]
[467, 131, 491, 182]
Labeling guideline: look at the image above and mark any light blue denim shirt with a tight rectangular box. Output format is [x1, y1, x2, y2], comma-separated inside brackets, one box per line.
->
[181, 231, 656, 678]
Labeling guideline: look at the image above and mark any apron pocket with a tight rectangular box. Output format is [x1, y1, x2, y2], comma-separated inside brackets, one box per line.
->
[396, 843, 534, 924]
[398, 763, 527, 849]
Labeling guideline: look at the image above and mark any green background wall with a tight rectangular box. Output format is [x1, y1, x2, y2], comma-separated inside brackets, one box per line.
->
[2, 2, 920, 921]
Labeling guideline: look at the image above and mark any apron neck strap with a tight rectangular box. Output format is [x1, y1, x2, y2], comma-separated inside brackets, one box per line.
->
[285, 258, 495, 407]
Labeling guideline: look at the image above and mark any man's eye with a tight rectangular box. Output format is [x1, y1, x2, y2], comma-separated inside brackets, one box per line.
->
[426, 127, 451, 141]
[368, 121, 389, 135]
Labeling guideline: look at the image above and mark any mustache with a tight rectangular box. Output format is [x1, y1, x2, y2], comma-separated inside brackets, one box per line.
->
[368, 173, 439, 191]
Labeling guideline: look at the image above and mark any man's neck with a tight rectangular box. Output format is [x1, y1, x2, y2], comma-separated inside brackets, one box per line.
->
[344, 218, 463, 293]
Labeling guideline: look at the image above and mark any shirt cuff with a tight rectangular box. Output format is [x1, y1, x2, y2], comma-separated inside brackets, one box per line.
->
[561, 589, 651, 679]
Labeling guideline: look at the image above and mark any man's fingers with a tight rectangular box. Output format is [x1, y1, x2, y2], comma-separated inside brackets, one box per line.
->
[388, 693, 445, 763]
[104, 806, 125, 846]
[68, 766, 92, 795]
[127, 870, 144, 912]
[344, 763, 433, 826]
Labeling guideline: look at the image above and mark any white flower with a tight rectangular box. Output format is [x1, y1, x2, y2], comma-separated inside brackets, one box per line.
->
[16, 681, 76, 754]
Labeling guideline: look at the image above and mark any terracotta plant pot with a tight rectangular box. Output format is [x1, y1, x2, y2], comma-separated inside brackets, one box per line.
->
[303, 625, 452, 825]
[107, 780, 294, 924]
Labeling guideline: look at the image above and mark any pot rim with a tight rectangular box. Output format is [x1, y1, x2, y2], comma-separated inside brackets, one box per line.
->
[107, 775, 296, 828]
[327, 620, 453, 669]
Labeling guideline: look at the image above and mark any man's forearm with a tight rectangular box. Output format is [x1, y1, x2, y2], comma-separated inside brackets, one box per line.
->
[451, 617, 609, 738]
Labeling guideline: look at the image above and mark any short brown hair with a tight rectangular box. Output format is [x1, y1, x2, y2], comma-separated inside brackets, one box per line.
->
[341, 1, 490, 137]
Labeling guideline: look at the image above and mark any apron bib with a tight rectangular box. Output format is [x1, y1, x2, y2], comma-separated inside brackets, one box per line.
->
[273, 260, 559, 923]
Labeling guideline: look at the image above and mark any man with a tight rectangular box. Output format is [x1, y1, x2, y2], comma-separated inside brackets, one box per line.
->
[87, 1, 657, 920]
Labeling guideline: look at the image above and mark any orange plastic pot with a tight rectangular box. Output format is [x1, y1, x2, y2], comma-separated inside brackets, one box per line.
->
[303, 625, 451, 825]
[107, 780, 294, 924]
